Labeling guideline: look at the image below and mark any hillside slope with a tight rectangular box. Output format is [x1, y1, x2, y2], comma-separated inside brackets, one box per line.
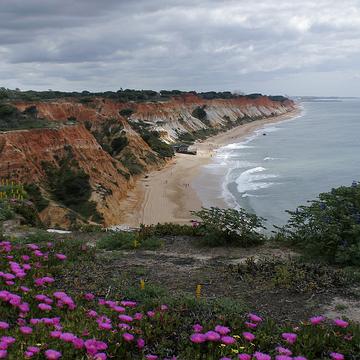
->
[0, 93, 295, 228]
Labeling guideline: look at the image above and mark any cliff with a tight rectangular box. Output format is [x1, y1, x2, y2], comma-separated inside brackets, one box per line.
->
[0, 93, 295, 228]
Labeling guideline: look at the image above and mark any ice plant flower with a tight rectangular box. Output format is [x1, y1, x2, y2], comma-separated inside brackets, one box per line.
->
[253, 352, 271, 360]
[221, 336, 236, 345]
[276, 347, 292, 356]
[0, 322, 9, 330]
[190, 333, 206, 343]
[55, 254, 67, 261]
[310, 315, 325, 325]
[248, 313, 262, 323]
[123, 333, 134, 342]
[19, 326, 33, 335]
[214, 325, 231, 335]
[44, 349, 62, 359]
[192, 324, 203, 333]
[238, 355, 251, 360]
[275, 356, 292, 360]
[330, 353, 345, 360]
[205, 331, 221, 342]
[282, 332, 297, 344]
[334, 319, 349, 328]
[242, 332, 255, 342]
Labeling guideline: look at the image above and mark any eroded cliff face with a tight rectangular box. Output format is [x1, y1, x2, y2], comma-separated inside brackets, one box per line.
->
[0, 94, 295, 228]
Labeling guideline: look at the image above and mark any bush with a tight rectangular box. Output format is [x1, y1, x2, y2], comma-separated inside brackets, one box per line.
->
[276, 182, 360, 266]
[97, 231, 163, 251]
[191, 207, 266, 247]
[119, 108, 134, 117]
[138, 223, 202, 239]
[24, 183, 49, 212]
[228, 256, 358, 293]
[110, 135, 128, 155]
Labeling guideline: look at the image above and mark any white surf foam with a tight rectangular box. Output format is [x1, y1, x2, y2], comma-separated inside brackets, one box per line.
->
[236, 166, 278, 193]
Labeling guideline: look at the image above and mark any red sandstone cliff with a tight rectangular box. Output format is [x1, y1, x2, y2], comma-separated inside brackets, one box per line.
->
[0, 94, 295, 228]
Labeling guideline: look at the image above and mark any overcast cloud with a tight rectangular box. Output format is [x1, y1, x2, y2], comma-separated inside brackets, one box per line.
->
[1, 0, 360, 96]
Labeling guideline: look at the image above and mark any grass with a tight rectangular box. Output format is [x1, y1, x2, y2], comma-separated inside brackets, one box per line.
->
[97, 231, 163, 251]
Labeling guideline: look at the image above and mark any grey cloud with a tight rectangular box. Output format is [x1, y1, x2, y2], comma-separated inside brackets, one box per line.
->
[1, 0, 360, 96]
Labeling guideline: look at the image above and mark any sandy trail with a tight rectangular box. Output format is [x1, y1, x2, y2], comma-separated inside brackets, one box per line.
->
[117, 108, 301, 227]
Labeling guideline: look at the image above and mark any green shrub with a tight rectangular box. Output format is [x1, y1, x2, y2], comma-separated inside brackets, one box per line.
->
[191, 106, 208, 125]
[119, 108, 134, 117]
[111, 135, 128, 155]
[97, 231, 163, 251]
[139, 223, 202, 239]
[228, 256, 358, 293]
[276, 182, 360, 266]
[120, 149, 144, 175]
[191, 207, 266, 247]
[24, 183, 49, 212]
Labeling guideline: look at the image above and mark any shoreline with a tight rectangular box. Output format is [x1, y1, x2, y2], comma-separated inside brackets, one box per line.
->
[117, 107, 301, 227]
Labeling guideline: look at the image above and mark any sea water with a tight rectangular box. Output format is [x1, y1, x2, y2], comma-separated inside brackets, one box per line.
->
[194, 99, 360, 229]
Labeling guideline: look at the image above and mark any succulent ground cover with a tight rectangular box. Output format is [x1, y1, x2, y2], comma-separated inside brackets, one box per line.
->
[1, 235, 360, 359]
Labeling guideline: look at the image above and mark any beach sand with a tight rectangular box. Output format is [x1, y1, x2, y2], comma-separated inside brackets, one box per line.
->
[117, 108, 300, 227]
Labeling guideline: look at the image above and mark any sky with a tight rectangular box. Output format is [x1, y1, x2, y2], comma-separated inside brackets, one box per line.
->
[1, 0, 360, 96]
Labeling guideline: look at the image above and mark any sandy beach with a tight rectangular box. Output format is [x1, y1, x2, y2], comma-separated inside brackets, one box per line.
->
[118, 108, 300, 227]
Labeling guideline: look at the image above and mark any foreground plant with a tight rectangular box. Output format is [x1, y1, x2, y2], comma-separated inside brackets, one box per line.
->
[0, 237, 359, 359]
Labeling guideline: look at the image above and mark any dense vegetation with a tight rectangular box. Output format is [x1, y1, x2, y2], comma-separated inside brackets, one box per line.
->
[41, 147, 103, 223]
[276, 181, 360, 266]
[0, 232, 359, 359]
[0, 104, 54, 131]
[0, 87, 290, 103]
[129, 121, 174, 159]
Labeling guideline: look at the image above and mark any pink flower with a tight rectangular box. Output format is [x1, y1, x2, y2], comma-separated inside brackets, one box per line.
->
[248, 313, 262, 323]
[121, 300, 137, 307]
[190, 333, 206, 344]
[123, 333, 134, 342]
[0, 322, 9, 330]
[137, 338, 145, 349]
[244, 321, 257, 329]
[276, 347, 292, 356]
[98, 322, 112, 330]
[38, 303, 52, 311]
[205, 331, 221, 342]
[254, 352, 271, 360]
[334, 319, 349, 328]
[214, 325, 231, 335]
[147, 311, 155, 318]
[118, 315, 133, 323]
[275, 356, 292, 360]
[238, 355, 251, 360]
[44, 349, 62, 359]
[221, 336, 236, 345]
[330, 353, 344, 360]
[134, 313, 143, 320]
[282, 332, 297, 344]
[72, 338, 84, 349]
[60, 333, 76, 342]
[94, 353, 107, 360]
[0, 350, 7, 359]
[27, 347, 40, 354]
[55, 254, 67, 261]
[20, 326, 33, 335]
[242, 332, 255, 342]
[310, 315, 325, 325]
[192, 324, 203, 333]
[145, 355, 158, 360]
[84, 293, 95, 301]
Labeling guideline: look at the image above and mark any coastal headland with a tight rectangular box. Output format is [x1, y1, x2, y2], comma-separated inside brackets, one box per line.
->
[118, 108, 301, 227]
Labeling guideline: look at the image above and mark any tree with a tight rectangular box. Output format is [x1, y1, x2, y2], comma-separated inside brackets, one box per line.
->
[277, 182, 360, 265]
[191, 207, 266, 247]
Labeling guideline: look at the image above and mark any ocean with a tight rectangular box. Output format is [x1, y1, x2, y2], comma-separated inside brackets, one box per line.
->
[194, 99, 360, 229]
